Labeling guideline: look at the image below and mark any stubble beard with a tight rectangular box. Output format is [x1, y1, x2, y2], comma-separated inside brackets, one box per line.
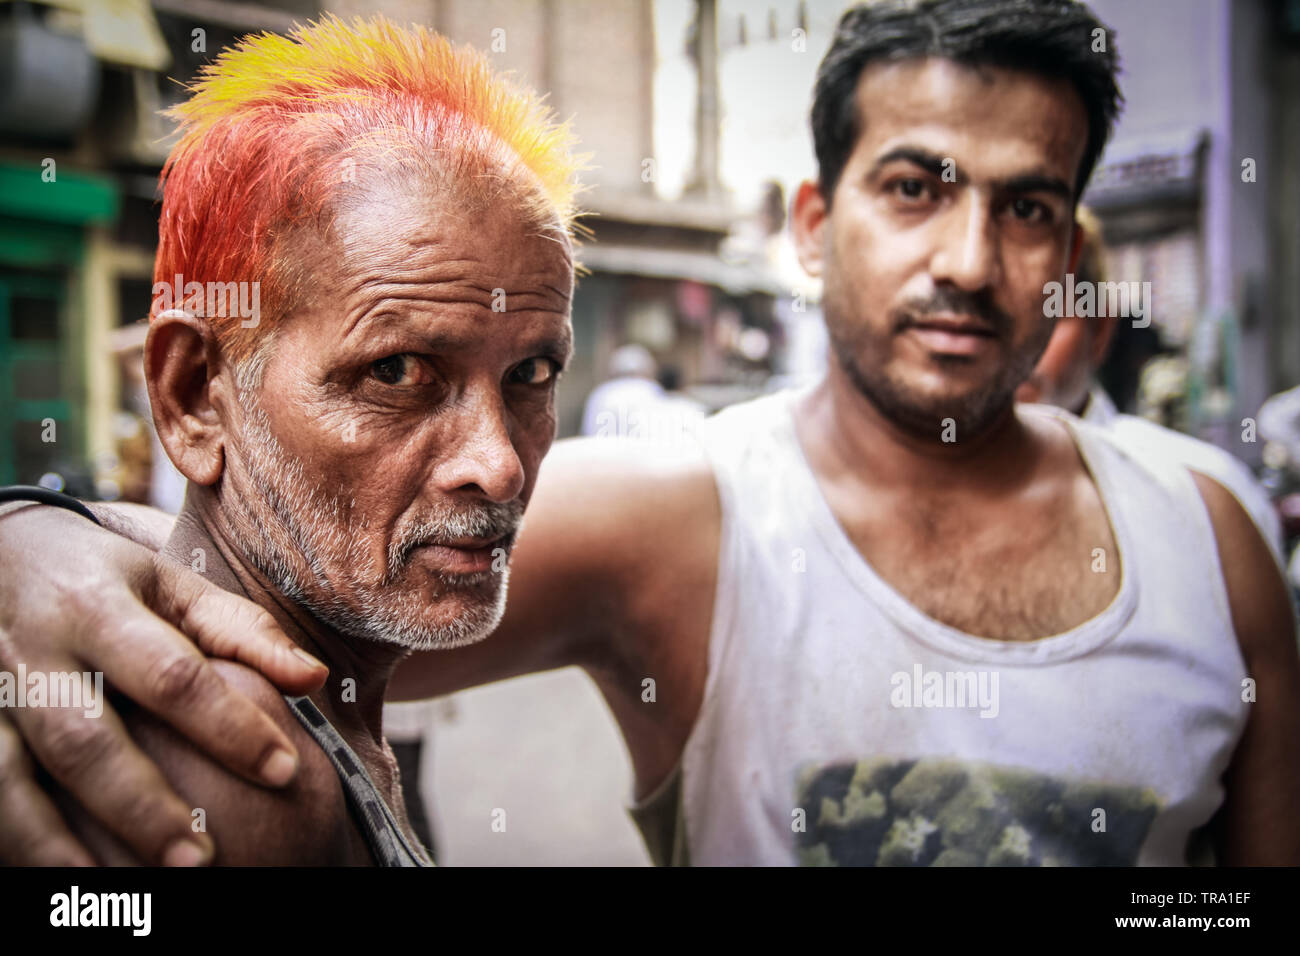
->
[826, 297, 1051, 442]
[834, 340, 1030, 441]
[223, 392, 522, 651]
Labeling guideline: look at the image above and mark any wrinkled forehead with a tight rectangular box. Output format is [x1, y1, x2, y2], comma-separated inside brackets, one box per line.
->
[334, 170, 573, 285]
[248, 173, 575, 377]
[266, 171, 574, 337]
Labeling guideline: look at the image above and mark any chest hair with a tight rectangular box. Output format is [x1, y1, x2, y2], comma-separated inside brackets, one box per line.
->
[846, 478, 1121, 641]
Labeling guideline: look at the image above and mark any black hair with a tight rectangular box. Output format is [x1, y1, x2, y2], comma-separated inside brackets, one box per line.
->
[811, 0, 1122, 204]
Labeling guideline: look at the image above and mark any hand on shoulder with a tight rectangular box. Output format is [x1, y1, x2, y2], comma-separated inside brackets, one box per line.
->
[59, 661, 350, 866]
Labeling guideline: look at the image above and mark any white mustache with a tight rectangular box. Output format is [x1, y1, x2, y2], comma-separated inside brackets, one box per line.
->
[387, 500, 525, 576]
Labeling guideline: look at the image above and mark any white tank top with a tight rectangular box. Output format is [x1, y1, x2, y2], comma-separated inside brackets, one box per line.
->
[662, 389, 1248, 866]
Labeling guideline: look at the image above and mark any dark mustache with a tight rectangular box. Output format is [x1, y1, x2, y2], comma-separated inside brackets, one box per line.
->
[893, 288, 1014, 336]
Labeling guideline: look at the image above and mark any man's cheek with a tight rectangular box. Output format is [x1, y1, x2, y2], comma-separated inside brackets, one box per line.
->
[515, 397, 558, 445]
[518, 440, 551, 493]
[306, 406, 418, 452]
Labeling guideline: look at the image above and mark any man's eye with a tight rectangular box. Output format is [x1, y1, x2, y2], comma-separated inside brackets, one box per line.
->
[892, 178, 931, 201]
[370, 354, 427, 387]
[508, 358, 558, 386]
[1009, 198, 1051, 224]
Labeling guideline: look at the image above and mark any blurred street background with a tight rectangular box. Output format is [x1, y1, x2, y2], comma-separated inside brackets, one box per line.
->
[3, 0, 1300, 864]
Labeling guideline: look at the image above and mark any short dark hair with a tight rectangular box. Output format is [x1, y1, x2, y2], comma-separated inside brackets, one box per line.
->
[811, 0, 1123, 204]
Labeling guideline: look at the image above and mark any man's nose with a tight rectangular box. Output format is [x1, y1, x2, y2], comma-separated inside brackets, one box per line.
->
[930, 193, 1001, 292]
[434, 389, 526, 504]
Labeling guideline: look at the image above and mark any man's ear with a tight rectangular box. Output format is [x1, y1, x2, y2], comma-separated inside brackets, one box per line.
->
[144, 310, 228, 486]
[791, 180, 830, 278]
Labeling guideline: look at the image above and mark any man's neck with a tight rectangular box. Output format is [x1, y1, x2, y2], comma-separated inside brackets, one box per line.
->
[162, 494, 407, 753]
[797, 361, 1042, 495]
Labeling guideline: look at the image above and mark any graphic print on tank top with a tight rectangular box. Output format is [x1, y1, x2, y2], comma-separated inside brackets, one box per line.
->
[670, 391, 1247, 867]
[793, 756, 1161, 867]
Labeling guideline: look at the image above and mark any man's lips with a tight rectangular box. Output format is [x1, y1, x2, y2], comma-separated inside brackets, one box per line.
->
[903, 314, 998, 356]
[908, 313, 996, 335]
[411, 535, 510, 575]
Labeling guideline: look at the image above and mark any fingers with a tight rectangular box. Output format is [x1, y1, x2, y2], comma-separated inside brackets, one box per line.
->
[149, 555, 328, 695]
[0, 510, 205, 864]
[0, 712, 94, 866]
[14, 700, 214, 867]
[0, 506, 282, 864]
[73, 599, 304, 789]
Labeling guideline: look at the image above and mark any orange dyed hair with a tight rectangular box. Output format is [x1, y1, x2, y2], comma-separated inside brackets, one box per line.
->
[153, 14, 586, 363]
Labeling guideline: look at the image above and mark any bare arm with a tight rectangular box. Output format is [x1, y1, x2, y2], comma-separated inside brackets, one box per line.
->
[1194, 472, 1300, 865]
[387, 437, 629, 700]
[387, 434, 721, 795]
[388, 435, 719, 699]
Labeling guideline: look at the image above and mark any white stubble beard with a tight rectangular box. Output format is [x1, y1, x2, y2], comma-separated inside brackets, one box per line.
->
[223, 390, 520, 651]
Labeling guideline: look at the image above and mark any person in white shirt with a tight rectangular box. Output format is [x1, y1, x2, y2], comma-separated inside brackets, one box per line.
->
[1015, 210, 1282, 561]
[581, 344, 705, 445]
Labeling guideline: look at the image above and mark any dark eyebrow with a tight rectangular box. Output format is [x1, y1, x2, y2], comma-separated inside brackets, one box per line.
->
[343, 310, 574, 367]
[995, 174, 1073, 201]
[869, 147, 954, 181]
[869, 147, 1073, 201]
[538, 325, 574, 366]
[415, 326, 573, 366]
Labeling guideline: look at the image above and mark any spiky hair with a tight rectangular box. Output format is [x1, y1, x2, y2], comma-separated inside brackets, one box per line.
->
[153, 14, 586, 362]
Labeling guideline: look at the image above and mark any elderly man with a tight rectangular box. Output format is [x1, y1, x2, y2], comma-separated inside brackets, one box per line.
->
[2, 0, 1298, 868]
[1016, 210, 1282, 560]
[7, 16, 581, 865]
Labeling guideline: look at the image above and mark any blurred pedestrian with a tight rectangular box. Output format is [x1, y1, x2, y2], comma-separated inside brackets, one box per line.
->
[1259, 384, 1300, 473]
[581, 344, 703, 443]
[1016, 209, 1282, 560]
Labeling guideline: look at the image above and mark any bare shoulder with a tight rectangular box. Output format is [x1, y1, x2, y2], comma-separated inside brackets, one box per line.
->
[1192, 471, 1300, 864]
[1190, 472, 1294, 662]
[1015, 405, 1106, 492]
[389, 434, 723, 702]
[537, 436, 720, 532]
[64, 661, 352, 865]
[1014, 403, 1085, 460]
[528, 435, 721, 595]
